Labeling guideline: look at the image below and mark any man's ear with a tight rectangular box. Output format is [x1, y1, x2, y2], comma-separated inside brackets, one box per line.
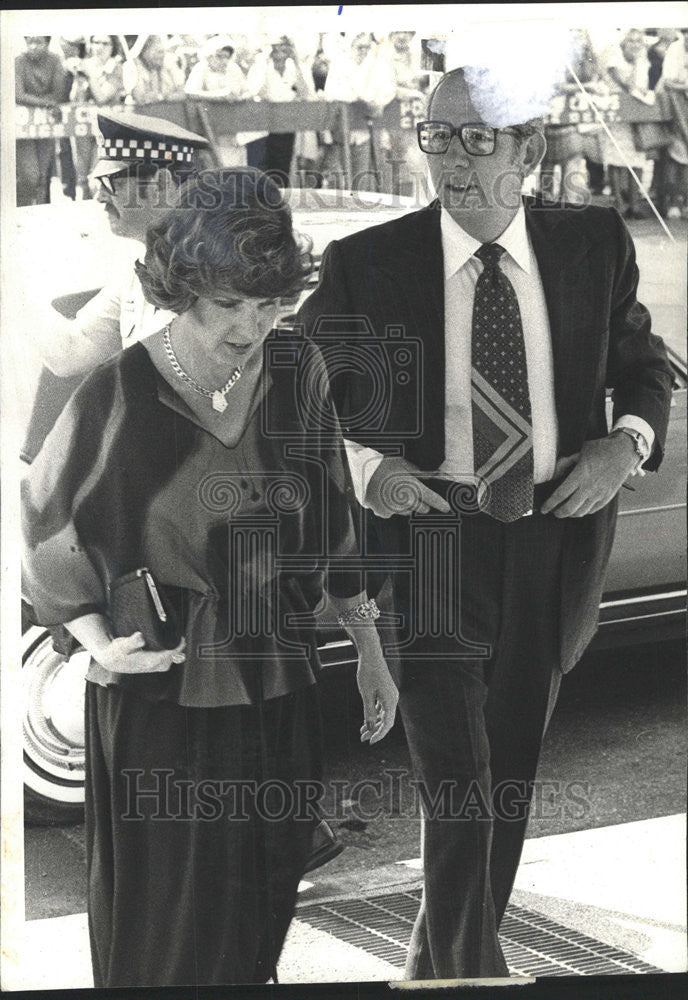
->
[521, 131, 547, 178]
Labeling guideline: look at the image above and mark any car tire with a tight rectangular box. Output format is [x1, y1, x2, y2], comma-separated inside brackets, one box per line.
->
[22, 624, 87, 826]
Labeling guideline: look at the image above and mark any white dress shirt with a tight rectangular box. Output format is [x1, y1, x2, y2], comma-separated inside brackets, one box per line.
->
[438, 204, 558, 485]
[344, 204, 654, 507]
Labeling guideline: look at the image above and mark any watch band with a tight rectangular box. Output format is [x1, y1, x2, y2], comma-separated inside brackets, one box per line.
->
[611, 427, 649, 475]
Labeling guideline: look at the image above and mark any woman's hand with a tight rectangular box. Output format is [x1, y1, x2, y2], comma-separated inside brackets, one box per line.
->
[64, 615, 186, 674]
[322, 593, 399, 744]
[357, 646, 399, 745]
[96, 632, 186, 674]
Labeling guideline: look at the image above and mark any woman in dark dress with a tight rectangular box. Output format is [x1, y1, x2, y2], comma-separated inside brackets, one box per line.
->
[22, 168, 398, 988]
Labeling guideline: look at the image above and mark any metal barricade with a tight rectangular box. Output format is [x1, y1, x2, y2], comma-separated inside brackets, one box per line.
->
[14, 93, 677, 189]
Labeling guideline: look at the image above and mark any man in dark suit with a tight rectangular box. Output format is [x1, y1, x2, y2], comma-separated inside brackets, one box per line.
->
[296, 68, 673, 978]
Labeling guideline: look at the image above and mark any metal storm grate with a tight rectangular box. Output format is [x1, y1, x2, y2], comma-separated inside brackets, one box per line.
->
[297, 890, 663, 976]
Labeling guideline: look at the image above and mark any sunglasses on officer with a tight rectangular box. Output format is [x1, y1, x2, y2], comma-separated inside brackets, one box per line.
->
[96, 165, 158, 196]
[417, 120, 521, 156]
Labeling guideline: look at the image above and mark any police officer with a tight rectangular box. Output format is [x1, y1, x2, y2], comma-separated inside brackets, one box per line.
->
[32, 110, 209, 376]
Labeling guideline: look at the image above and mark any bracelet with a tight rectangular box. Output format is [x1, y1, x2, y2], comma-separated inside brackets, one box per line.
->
[336, 598, 380, 626]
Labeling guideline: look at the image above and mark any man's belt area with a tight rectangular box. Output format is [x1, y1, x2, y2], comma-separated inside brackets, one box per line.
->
[420, 476, 568, 517]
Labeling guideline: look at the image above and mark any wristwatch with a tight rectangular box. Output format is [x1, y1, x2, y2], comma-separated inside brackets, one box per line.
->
[611, 427, 650, 475]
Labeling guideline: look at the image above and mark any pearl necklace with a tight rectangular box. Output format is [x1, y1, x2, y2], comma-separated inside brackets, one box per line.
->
[162, 325, 243, 413]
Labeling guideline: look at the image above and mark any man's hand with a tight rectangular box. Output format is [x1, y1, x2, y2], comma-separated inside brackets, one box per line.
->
[365, 456, 451, 518]
[541, 434, 639, 518]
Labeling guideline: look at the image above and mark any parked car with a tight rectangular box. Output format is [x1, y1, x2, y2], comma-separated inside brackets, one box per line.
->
[13, 193, 687, 824]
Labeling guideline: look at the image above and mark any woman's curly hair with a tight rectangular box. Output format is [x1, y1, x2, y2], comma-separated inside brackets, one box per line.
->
[135, 168, 314, 314]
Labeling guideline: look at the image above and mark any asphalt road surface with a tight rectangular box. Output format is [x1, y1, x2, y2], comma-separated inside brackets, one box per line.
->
[25, 638, 686, 921]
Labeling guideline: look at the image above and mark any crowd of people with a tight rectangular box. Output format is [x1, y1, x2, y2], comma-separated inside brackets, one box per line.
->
[547, 26, 688, 220]
[14, 26, 688, 215]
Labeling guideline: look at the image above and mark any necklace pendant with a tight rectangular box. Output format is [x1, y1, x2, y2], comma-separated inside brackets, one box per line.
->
[212, 391, 228, 413]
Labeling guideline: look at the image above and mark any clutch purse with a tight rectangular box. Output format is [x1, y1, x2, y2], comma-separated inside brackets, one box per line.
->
[109, 567, 182, 651]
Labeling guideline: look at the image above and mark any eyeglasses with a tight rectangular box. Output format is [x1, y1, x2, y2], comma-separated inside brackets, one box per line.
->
[416, 120, 520, 156]
[97, 169, 155, 196]
[96, 175, 118, 196]
[96, 173, 132, 196]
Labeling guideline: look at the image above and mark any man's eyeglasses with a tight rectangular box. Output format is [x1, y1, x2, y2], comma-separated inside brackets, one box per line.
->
[417, 120, 520, 156]
[97, 169, 154, 196]
[96, 172, 131, 196]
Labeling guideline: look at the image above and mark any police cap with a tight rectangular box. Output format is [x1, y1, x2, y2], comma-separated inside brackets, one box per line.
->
[93, 109, 209, 178]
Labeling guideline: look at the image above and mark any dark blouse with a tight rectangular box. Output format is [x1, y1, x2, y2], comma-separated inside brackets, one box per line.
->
[22, 340, 362, 707]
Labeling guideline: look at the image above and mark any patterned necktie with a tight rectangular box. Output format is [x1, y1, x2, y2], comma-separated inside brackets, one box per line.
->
[471, 243, 534, 522]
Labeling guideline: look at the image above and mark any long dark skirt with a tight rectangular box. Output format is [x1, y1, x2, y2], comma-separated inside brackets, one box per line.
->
[85, 681, 322, 988]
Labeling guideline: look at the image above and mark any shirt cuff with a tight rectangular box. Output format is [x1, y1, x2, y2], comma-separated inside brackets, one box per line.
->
[343, 439, 384, 507]
[612, 415, 654, 457]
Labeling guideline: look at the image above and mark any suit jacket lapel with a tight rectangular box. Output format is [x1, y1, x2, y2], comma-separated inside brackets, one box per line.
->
[395, 200, 445, 340]
[369, 201, 446, 469]
[402, 203, 445, 468]
[525, 200, 600, 456]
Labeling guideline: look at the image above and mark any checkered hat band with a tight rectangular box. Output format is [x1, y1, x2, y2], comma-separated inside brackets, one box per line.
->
[101, 136, 192, 162]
